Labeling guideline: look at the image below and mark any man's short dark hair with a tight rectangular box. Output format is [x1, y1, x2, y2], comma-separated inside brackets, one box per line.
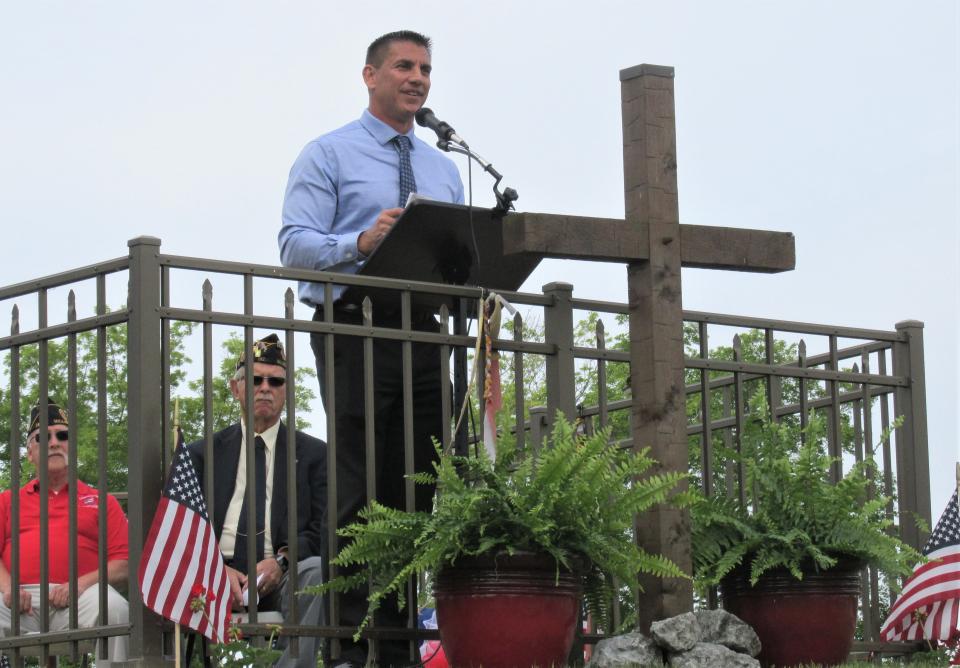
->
[366, 30, 432, 66]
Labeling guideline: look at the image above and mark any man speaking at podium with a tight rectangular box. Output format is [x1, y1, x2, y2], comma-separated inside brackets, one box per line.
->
[278, 30, 464, 667]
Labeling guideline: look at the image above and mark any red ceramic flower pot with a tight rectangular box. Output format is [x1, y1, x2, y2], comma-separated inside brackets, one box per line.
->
[720, 558, 862, 667]
[434, 552, 582, 668]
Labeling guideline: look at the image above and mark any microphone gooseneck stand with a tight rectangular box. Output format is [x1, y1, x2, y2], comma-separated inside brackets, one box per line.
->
[437, 140, 519, 217]
[436, 136, 518, 455]
[416, 107, 520, 454]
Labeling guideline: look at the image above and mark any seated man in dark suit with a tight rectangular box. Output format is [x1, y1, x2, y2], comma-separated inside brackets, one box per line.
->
[187, 333, 326, 668]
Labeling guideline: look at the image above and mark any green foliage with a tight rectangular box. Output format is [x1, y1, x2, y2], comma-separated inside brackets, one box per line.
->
[316, 414, 688, 637]
[497, 311, 635, 444]
[691, 396, 921, 590]
[175, 332, 316, 442]
[571, 312, 632, 441]
[0, 324, 316, 492]
[207, 630, 282, 667]
[907, 644, 958, 665]
[489, 314, 910, 610]
[0, 321, 188, 491]
[683, 326, 810, 496]
[496, 312, 548, 433]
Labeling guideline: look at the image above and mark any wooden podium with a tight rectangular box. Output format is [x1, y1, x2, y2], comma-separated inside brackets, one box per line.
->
[341, 200, 540, 456]
[341, 200, 541, 311]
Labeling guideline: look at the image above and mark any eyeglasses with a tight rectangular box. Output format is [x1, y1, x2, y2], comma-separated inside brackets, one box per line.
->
[33, 430, 69, 443]
[252, 375, 286, 388]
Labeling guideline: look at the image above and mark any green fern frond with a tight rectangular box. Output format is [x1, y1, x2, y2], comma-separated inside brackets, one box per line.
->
[692, 401, 922, 590]
[317, 413, 688, 633]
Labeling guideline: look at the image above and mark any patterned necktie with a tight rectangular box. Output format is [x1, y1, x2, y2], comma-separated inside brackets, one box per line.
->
[233, 435, 266, 572]
[394, 134, 417, 206]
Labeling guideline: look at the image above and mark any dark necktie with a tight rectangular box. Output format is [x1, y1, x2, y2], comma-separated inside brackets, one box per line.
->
[394, 134, 417, 206]
[233, 435, 266, 572]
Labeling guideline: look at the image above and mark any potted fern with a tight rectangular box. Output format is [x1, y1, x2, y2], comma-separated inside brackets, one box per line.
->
[320, 415, 688, 668]
[691, 400, 921, 668]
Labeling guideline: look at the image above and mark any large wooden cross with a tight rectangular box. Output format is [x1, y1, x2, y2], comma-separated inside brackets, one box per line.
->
[502, 64, 795, 628]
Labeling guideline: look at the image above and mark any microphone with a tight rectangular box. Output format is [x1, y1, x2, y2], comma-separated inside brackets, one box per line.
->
[415, 108, 468, 148]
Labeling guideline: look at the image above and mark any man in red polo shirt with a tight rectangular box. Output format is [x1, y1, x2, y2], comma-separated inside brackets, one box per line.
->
[0, 401, 129, 666]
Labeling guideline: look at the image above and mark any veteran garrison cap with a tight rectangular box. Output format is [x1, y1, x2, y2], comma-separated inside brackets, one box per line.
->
[28, 398, 69, 435]
[236, 333, 287, 370]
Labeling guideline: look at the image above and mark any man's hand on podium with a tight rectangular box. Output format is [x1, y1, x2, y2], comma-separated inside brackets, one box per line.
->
[358, 207, 403, 256]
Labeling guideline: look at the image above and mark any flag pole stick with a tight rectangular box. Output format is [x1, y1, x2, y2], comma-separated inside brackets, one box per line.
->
[173, 398, 182, 668]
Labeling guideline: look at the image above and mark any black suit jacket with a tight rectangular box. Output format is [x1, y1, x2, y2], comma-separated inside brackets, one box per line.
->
[186, 422, 326, 560]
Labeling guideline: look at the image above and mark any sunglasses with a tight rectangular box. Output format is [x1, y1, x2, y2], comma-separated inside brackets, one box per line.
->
[252, 375, 286, 388]
[33, 430, 69, 443]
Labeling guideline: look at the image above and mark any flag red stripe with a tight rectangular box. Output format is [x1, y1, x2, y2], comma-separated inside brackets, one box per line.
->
[880, 490, 960, 644]
[137, 443, 231, 643]
[173, 517, 212, 630]
[160, 510, 201, 620]
[138, 496, 172, 599]
[137, 498, 164, 593]
[166, 514, 204, 630]
[899, 556, 960, 590]
[896, 552, 960, 598]
[142, 502, 172, 607]
[883, 588, 960, 641]
[205, 534, 229, 641]
[156, 505, 192, 614]
[149, 506, 227, 641]
[888, 573, 960, 619]
[197, 520, 226, 639]
[137, 497, 164, 584]
[881, 555, 960, 637]
[937, 599, 957, 640]
[143, 501, 187, 609]
[192, 523, 215, 637]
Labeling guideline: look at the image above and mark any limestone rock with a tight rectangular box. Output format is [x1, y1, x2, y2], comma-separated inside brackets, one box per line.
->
[667, 642, 760, 668]
[586, 632, 665, 667]
[650, 612, 700, 653]
[695, 609, 761, 657]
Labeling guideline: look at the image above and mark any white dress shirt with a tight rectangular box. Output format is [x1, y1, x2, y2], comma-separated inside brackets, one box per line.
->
[219, 419, 279, 560]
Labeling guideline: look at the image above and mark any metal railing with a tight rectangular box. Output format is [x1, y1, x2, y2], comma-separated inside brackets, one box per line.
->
[0, 237, 930, 665]
[560, 300, 930, 654]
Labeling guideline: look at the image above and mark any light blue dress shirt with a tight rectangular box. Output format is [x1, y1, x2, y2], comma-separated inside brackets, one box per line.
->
[279, 109, 465, 307]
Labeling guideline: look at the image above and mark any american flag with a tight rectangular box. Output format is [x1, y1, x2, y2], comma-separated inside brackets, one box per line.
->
[138, 432, 231, 642]
[880, 487, 960, 644]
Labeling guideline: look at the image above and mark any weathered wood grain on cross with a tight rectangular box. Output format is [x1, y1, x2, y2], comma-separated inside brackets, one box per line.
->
[502, 64, 795, 628]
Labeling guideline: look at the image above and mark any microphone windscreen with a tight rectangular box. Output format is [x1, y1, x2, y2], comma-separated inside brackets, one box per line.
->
[415, 108, 434, 127]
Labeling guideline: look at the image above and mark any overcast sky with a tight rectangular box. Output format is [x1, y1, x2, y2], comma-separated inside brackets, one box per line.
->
[1, 2, 957, 511]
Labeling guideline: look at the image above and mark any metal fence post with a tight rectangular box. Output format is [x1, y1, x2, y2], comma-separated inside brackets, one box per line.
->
[529, 406, 548, 453]
[893, 319, 931, 549]
[126, 236, 167, 665]
[543, 282, 576, 428]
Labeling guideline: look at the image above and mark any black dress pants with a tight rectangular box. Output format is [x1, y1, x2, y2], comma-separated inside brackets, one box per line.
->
[311, 304, 444, 666]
